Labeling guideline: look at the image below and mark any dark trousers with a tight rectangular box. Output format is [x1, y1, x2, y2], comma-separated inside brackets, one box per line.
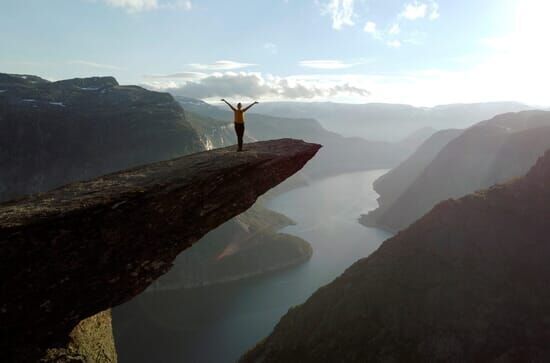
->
[234, 122, 244, 151]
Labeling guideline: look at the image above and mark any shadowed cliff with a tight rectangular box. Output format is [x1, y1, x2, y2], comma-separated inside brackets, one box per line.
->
[0, 73, 204, 202]
[242, 149, 550, 363]
[0, 139, 320, 362]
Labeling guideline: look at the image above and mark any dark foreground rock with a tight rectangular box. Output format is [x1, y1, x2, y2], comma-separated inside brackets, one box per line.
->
[0, 139, 320, 362]
[242, 149, 550, 363]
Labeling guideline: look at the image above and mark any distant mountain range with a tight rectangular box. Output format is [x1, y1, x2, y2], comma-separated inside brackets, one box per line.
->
[242, 147, 550, 363]
[176, 96, 426, 179]
[252, 101, 533, 141]
[363, 110, 550, 232]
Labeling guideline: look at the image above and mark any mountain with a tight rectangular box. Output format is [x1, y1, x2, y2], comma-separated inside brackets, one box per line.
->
[253, 101, 532, 141]
[364, 110, 550, 232]
[0, 73, 203, 202]
[176, 96, 414, 179]
[241, 148, 550, 363]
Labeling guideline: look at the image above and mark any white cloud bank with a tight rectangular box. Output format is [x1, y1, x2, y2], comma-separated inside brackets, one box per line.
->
[145, 71, 370, 101]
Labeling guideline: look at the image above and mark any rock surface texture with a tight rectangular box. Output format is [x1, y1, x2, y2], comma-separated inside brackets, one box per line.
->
[0, 139, 320, 362]
[242, 149, 550, 363]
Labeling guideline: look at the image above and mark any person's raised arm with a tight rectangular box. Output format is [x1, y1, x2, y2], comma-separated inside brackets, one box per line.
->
[221, 99, 236, 111]
[242, 101, 259, 112]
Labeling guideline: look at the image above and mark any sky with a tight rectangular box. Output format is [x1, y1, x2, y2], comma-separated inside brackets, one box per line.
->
[1, 0, 548, 106]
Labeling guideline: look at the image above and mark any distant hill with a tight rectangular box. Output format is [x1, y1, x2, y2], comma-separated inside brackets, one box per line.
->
[363, 110, 550, 232]
[252, 101, 532, 141]
[242, 149, 550, 363]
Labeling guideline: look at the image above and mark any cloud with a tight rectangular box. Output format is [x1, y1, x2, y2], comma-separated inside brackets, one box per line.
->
[401, 2, 427, 20]
[363, 1, 436, 48]
[299, 59, 363, 69]
[263, 43, 278, 54]
[67, 60, 122, 70]
[363, 21, 377, 34]
[101, 0, 191, 12]
[189, 60, 257, 71]
[321, 0, 355, 30]
[389, 23, 400, 35]
[152, 72, 370, 100]
[103, 0, 158, 11]
[400, 1, 439, 21]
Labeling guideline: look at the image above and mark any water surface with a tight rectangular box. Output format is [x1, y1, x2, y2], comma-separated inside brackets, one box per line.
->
[114, 170, 392, 363]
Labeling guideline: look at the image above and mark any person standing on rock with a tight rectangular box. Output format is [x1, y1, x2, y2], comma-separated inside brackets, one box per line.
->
[221, 99, 259, 152]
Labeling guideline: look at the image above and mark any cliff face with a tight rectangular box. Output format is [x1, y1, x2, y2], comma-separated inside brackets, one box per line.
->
[368, 110, 550, 232]
[361, 129, 463, 227]
[242, 149, 550, 363]
[0, 73, 203, 202]
[0, 139, 320, 362]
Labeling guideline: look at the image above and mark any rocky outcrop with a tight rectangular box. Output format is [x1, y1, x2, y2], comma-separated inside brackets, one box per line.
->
[366, 110, 550, 232]
[41, 310, 116, 363]
[241, 149, 550, 363]
[0, 73, 203, 202]
[0, 139, 320, 362]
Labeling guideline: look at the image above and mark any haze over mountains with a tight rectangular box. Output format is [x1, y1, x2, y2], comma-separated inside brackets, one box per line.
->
[250, 101, 533, 141]
[363, 110, 550, 232]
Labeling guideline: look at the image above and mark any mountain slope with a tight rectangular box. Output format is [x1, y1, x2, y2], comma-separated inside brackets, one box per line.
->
[242, 148, 550, 363]
[362, 128, 463, 227]
[0, 73, 203, 202]
[369, 110, 550, 232]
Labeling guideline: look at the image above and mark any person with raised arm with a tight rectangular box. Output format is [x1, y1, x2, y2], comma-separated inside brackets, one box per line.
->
[221, 99, 259, 152]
